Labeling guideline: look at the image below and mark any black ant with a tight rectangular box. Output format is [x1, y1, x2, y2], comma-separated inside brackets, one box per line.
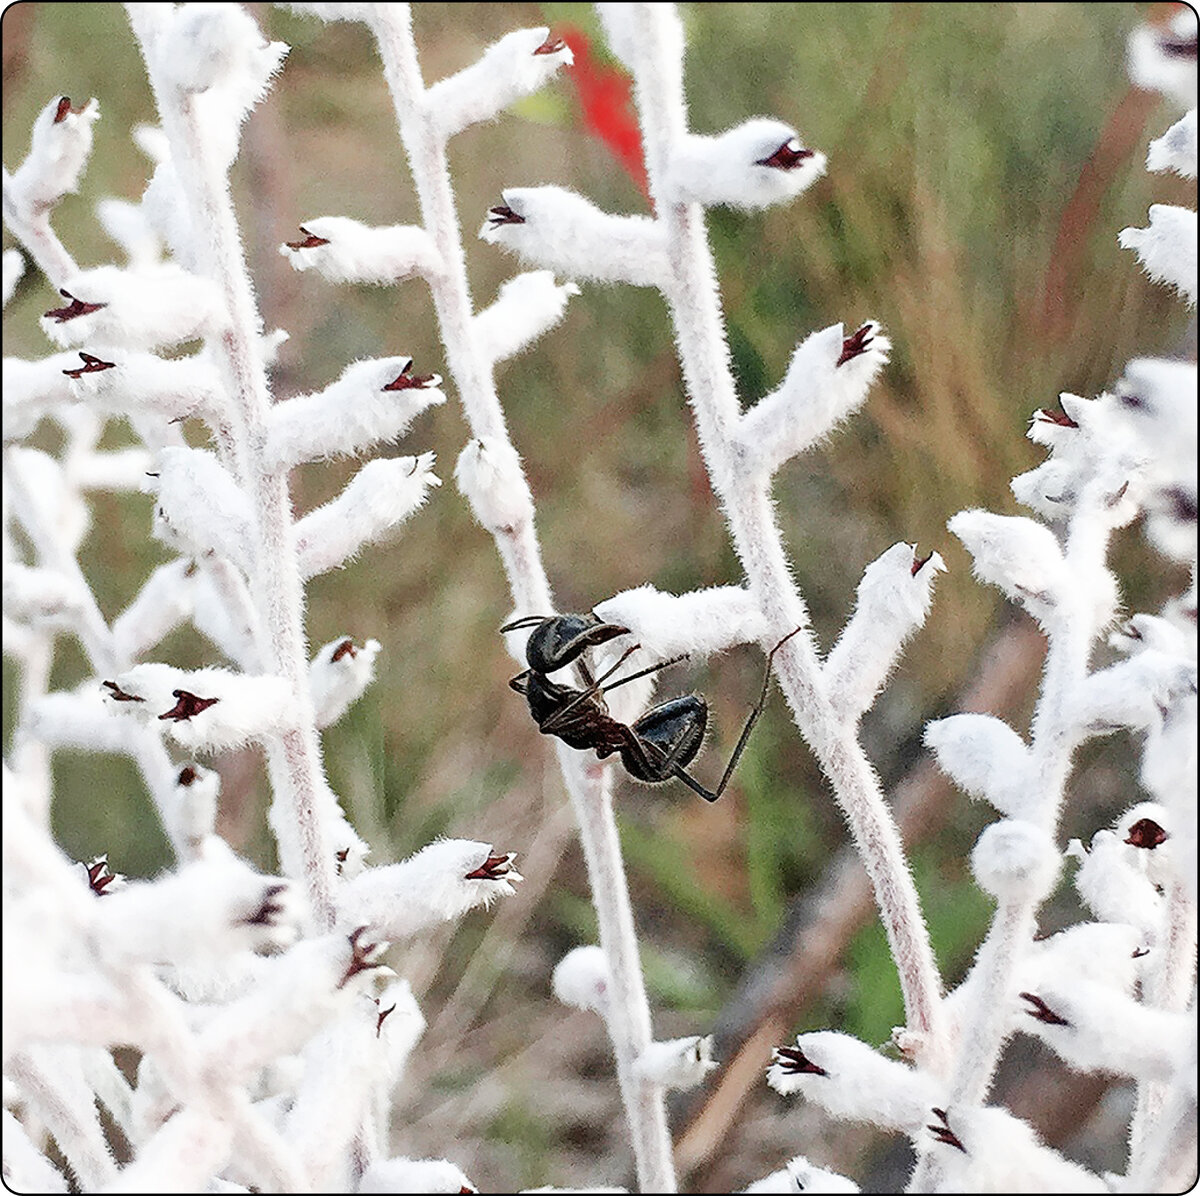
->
[500, 612, 800, 802]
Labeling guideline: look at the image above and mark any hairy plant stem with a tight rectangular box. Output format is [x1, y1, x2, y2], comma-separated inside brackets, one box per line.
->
[368, 7, 675, 1188]
[126, 5, 337, 928]
[626, 3, 945, 1066]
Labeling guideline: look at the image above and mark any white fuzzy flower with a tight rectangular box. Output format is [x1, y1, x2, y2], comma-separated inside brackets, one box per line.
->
[28, 685, 139, 755]
[767, 1030, 940, 1134]
[1119, 204, 1198, 306]
[65, 349, 224, 424]
[970, 819, 1060, 904]
[1071, 828, 1163, 937]
[149, 446, 254, 571]
[1071, 650, 1196, 733]
[473, 271, 579, 367]
[166, 762, 221, 850]
[337, 839, 521, 940]
[1020, 921, 1143, 997]
[38, 263, 225, 351]
[552, 945, 611, 1016]
[735, 322, 890, 475]
[264, 356, 444, 470]
[633, 1035, 718, 1090]
[1147, 108, 1198, 179]
[824, 543, 944, 722]
[101, 663, 300, 753]
[358, 1157, 475, 1194]
[279, 216, 442, 285]
[293, 453, 441, 579]
[309, 636, 381, 729]
[665, 119, 826, 210]
[1127, 10, 1198, 109]
[743, 1156, 860, 1194]
[7, 94, 100, 215]
[424, 27, 573, 142]
[454, 437, 536, 535]
[480, 186, 669, 288]
[923, 714, 1035, 819]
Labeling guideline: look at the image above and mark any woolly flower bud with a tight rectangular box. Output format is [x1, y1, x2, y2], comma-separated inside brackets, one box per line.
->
[65, 349, 223, 424]
[970, 819, 1059, 903]
[2, 249, 24, 307]
[743, 1156, 860, 1194]
[309, 636, 381, 729]
[1109, 612, 1194, 658]
[924, 1105, 1107, 1193]
[424, 27, 573, 142]
[947, 509, 1069, 625]
[1070, 828, 1163, 936]
[1126, 9, 1198, 109]
[96, 840, 301, 968]
[279, 217, 442, 285]
[552, 945, 611, 1016]
[294, 453, 441, 579]
[264, 356, 444, 470]
[1119, 204, 1198, 306]
[358, 1157, 475, 1194]
[101, 663, 300, 752]
[1015, 978, 1185, 1082]
[665, 119, 826, 211]
[824, 543, 944, 722]
[594, 584, 767, 661]
[29, 684, 137, 755]
[149, 446, 254, 571]
[167, 762, 220, 850]
[633, 1035, 718, 1090]
[1021, 921, 1143, 997]
[735, 322, 890, 475]
[39, 263, 224, 351]
[337, 839, 521, 941]
[1071, 650, 1196, 733]
[1114, 801, 1185, 890]
[923, 714, 1035, 820]
[454, 437, 535, 535]
[767, 1031, 939, 1134]
[480, 186, 669, 288]
[1147, 108, 1198, 179]
[473, 271, 579, 367]
[1113, 358, 1197, 490]
[7, 94, 99, 214]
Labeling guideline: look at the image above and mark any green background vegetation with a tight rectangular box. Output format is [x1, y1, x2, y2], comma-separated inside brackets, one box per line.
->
[3, 3, 1192, 1188]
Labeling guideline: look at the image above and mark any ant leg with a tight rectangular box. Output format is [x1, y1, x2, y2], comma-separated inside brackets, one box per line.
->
[671, 627, 803, 802]
[539, 644, 642, 734]
[499, 614, 552, 632]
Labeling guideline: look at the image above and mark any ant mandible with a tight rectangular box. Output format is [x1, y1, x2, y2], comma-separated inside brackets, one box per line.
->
[500, 612, 800, 802]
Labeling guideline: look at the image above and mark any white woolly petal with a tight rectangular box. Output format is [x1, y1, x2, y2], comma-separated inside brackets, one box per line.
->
[279, 216, 442, 285]
[1020, 922, 1143, 997]
[96, 842, 300, 968]
[96, 196, 163, 268]
[923, 714, 1036, 819]
[150, 446, 254, 570]
[1126, 12, 1198, 109]
[424, 27, 573, 141]
[264, 356, 444, 469]
[1114, 801, 1187, 890]
[38, 263, 225, 351]
[1147, 108, 1197, 179]
[824, 543, 943, 722]
[665, 119, 826, 210]
[294, 453, 440, 578]
[1119, 204, 1198, 306]
[309, 636, 381, 729]
[473, 271, 579, 366]
[480, 186, 669, 288]
[970, 819, 1060, 904]
[454, 437, 535, 535]
[28, 685, 140, 755]
[7, 94, 100, 214]
[66, 349, 224, 423]
[594, 584, 767, 661]
[1109, 612, 1194, 658]
[1071, 651, 1197, 733]
[735, 322, 889, 475]
[552, 945, 611, 1016]
[633, 1035, 718, 1090]
[744, 1155, 861, 1194]
[102, 663, 300, 752]
[2, 249, 25, 308]
[1112, 358, 1197, 495]
[358, 1157, 475, 1194]
[947, 509, 1069, 623]
[1072, 828, 1164, 937]
[766, 1030, 940, 1134]
[165, 762, 221, 850]
[337, 839, 521, 940]
[1015, 978, 1186, 1081]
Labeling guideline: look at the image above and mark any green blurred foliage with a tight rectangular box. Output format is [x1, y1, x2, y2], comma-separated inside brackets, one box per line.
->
[3, 2, 1191, 1183]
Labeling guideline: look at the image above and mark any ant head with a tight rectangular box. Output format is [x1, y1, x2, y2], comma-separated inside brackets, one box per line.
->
[523, 612, 631, 674]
